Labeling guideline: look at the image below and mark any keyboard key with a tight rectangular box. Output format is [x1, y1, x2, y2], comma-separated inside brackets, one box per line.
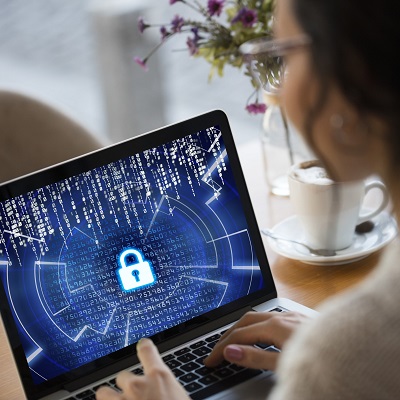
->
[172, 368, 185, 378]
[162, 354, 175, 362]
[207, 341, 218, 349]
[174, 347, 190, 356]
[190, 340, 207, 349]
[177, 353, 196, 363]
[166, 359, 182, 369]
[181, 361, 201, 372]
[213, 367, 234, 379]
[205, 334, 221, 343]
[193, 346, 210, 357]
[196, 356, 206, 365]
[216, 360, 230, 368]
[199, 374, 219, 385]
[131, 367, 143, 375]
[195, 366, 214, 376]
[229, 363, 245, 372]
[184, 381, 203, 393]
[179, 372, 199, 383]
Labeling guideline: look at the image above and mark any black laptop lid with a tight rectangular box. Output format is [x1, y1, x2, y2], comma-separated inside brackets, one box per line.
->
[0, 110, 276, 399]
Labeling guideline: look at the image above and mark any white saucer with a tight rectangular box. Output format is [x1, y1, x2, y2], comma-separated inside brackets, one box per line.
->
[264, 210, 398, 265]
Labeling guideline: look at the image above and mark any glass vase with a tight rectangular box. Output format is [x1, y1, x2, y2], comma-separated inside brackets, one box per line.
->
[261, 103, 313, 196]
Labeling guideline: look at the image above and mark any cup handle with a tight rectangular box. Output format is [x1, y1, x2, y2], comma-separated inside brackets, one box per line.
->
[358, 181, 389, 223]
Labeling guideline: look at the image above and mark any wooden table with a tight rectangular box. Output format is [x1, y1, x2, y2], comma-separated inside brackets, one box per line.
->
[0, 139, 384, 399]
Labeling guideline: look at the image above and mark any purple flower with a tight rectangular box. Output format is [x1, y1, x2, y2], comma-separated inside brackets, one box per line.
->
[187, 37, 199, 55]
[171, 14, 185, 33]
[134, 56, 148, 71]
[160, 26, 169, 41]
[191, 27, 201, 41]
[207, 0, 225, 17]
[169, 0, 182, 4]
[232, 7, 258, 28]
[245, 102, 267, 114]
[138, 16, 149, 34]
[186, 27, 202, 55]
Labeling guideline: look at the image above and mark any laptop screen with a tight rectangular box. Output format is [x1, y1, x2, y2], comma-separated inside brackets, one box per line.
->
[0, 110, 274, 396]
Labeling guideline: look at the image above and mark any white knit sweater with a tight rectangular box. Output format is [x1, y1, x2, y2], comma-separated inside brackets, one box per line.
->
[269, 238, 400, 399]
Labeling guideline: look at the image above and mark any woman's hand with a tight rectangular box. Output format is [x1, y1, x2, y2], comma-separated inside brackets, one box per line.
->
[204, 311, 309, 371]
[96, 338, 189, 400]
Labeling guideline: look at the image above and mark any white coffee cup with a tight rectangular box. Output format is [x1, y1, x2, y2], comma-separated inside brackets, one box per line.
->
[288, 160, 389, 251]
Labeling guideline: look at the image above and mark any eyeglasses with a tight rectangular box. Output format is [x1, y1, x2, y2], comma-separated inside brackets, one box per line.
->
[239, 35, 312, 95]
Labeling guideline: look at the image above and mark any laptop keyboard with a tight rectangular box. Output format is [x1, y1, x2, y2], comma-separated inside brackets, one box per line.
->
[66, 307, 284, 400]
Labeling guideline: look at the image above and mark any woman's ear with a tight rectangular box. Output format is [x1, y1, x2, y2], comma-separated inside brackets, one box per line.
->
[329, 112, 370, 150]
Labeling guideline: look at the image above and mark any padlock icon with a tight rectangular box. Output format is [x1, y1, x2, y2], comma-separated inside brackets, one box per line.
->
[116, 248, 156, 292]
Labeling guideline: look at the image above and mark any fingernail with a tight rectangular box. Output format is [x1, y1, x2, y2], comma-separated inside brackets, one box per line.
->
[224, 345, 243, 361]
[137, 338, 146, 350]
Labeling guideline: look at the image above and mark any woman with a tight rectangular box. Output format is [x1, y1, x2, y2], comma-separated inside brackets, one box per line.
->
[96, 0, 400, 398]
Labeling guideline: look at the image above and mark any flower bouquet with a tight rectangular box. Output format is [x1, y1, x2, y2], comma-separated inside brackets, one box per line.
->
[135, 0, 276, 114]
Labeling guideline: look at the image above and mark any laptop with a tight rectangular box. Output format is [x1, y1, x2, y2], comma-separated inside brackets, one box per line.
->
[0, 109, 316, 400]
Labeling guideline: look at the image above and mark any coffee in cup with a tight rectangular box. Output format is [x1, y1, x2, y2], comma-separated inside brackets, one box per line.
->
[288, 160, 389, 251]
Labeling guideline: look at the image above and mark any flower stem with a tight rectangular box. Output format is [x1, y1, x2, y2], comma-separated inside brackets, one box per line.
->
[142, 31, 178, 62]
[181, 0, 208, 17]
[246, 87, 258, 104]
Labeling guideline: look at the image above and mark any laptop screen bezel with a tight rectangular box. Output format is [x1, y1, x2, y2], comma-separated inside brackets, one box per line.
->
[0, 109, 277, 399]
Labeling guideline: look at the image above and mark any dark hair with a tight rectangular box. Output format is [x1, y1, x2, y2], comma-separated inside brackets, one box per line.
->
[291, 0, 400, 172]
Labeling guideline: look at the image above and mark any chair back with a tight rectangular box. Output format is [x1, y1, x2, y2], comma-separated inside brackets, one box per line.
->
[0, 90, 105, 183]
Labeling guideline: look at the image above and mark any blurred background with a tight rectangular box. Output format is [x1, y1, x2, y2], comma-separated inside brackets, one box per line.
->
[0, 0, 262, 145]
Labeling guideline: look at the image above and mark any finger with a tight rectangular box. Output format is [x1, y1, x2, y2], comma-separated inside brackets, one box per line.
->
[219, 311, 276, 341]
[223, 344, 280, 371]
[116, 370, 146, 395]
[205, 316, 292, 367]
[205, 322, 274, 367]
[204, 312, 277, 367]
[136, 338, 169, 374]
[221, 311, 303, 344]
[96, 385, 122, 400]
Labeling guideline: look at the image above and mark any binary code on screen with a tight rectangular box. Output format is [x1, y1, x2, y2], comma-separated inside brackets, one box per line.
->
[0, 125, 264, 384]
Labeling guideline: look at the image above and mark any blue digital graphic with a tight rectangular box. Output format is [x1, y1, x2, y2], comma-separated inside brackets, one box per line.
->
[0, 126, 264, 385]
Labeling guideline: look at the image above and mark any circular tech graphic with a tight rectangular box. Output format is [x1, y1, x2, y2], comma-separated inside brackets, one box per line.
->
[0, 127, 263, 383]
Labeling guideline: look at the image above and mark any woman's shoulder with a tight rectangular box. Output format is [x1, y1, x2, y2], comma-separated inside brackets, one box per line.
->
[314, 237, 400, 347]
[329, 237, 400, 314]
[309, 237, 400, 336]
[270, 239, 400, 400]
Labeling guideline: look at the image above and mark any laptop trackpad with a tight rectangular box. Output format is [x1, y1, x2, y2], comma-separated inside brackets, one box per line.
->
[206, 372, 276, 400]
